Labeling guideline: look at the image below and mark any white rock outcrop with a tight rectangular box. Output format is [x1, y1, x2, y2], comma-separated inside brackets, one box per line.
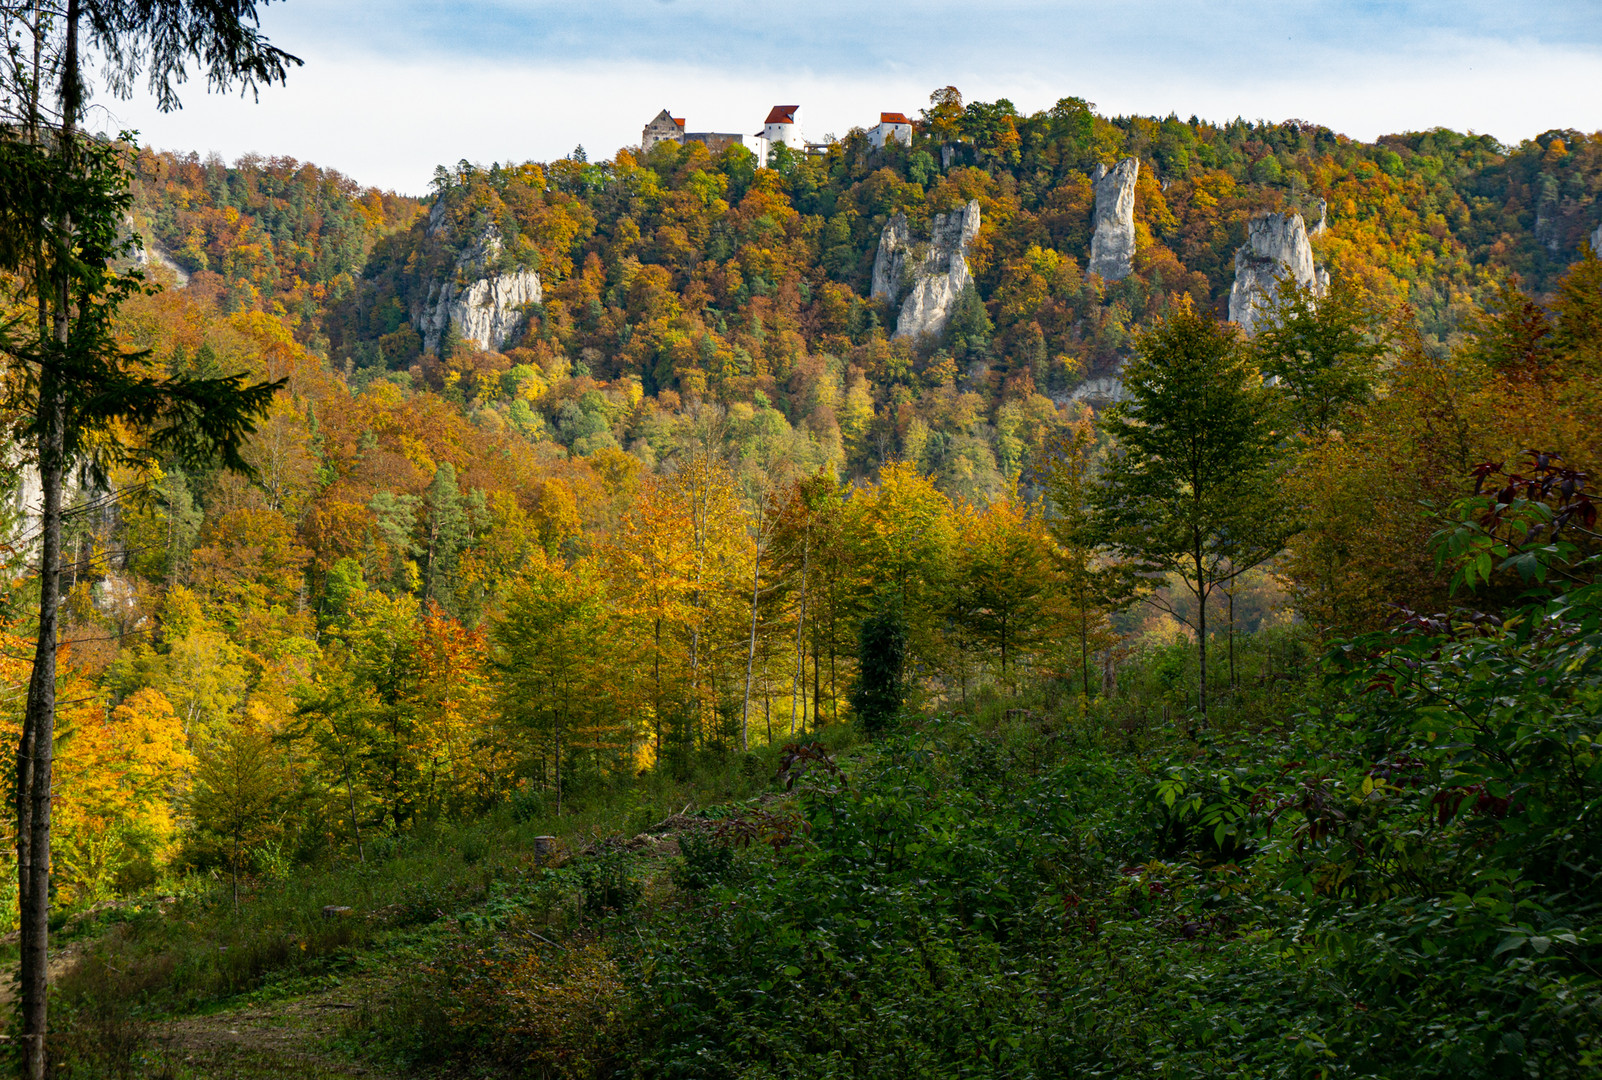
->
[413, 219, 541, 354]
[1228, 211, 1328, 337]
[1592, 220, 1601, 257]
[7, 457, 88, 551]
[875, 200, 981, 340]
[1060, 373, 1128, 407]
[132, 239, 191, 287]
[1087, 158, 1138, 281]
[870, 213, 911, 305]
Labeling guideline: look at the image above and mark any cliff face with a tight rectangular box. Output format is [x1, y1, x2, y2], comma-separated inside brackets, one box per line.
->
[870, 213, 911, 305]
[413, 205, 542, 354]
[132, 238, 191, 287]
[1593, 220, 1602, 257]
[1228, 211, 1328, 337]
[871, 200, 982, 340]
[1087, 158, 1138, 281]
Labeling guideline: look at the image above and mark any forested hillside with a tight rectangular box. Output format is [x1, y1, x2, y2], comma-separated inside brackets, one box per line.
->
[130, 96, 1602, 505]
[6, 88, 1602, 1078]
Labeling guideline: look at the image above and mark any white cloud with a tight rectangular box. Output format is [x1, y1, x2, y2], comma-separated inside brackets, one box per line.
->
[94, 28, 1602, 195]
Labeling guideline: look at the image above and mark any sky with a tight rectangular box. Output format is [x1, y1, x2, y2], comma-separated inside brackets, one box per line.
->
[91, 0, 1602, 195]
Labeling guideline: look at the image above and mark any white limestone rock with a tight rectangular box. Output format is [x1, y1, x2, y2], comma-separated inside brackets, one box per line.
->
[891, 200, 982, 339]
[1310, 198, 1328, 237]
[413, 221, 542, 354]
[135, 239, 190, 287]
[870, 212, 911, 305]
[6, 457, 86, 551]
[1060, 373, 1128, 407]
[122, 214, 190, 287]
[1087, 158, 1138, 281]
[1228, 211, 1327, 338]
[1592, 219, 1601, 257]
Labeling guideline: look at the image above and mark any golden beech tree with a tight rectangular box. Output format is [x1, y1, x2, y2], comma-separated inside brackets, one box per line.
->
[606, 476, 697, 757]
[47, 683, 193, 906]
[843, 462, 956, 675]
[944, 492, 1057, 687]
[415, 606, 500, 815]
[492, 555, 629, 813]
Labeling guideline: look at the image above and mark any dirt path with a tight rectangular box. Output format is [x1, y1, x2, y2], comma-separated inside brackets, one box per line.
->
[0, 938, 89, 1010]
[2, 941, 397, 1080]
[157, 986, 399, 1080]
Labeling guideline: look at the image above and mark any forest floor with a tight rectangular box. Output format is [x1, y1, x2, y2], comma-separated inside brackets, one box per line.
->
[29, 764, 788, 1079]
[154, 978, 399, 1080]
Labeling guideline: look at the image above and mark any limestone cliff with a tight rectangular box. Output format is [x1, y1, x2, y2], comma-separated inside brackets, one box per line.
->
[1310, 198, 1328, 237]
[131, 239, 191, 286]
[1228, 211, 1327, 337]
[413, 208, 542, 354]
[1060, 372, 1128, 407]
[1087, 158, 1138, 281]
[7, 459, 87, 551]
[1593, 220, 1602, 257]
[876, 200, 981, 340]
[870, 213, 911, 305]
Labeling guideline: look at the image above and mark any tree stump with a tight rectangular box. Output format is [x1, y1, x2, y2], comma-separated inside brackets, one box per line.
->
[322, 905, 353, 919]
[532, 836, 557, 867]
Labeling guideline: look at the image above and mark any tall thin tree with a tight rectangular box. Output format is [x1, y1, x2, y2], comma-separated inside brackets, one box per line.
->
[1085, 300, 1294, 720]
[0, 5, 295, 1075]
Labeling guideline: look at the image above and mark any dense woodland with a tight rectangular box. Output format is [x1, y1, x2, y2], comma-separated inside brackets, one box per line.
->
[5, 88, 1602, 1077]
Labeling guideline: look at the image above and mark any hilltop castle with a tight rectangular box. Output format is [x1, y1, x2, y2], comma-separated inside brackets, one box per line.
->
[642, 105, 913, 160]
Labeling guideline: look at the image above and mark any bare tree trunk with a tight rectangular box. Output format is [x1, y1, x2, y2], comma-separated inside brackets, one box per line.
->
[18, 7, 80, 1074]
[653, 617, 662, 759]
[1228, 579, 1237, 691]
[345, 762, 364, 863]
[829, 597, 838, 724]
[1195, 550, 1208, 724]
[741, 526, 762, 752]
[812, 630, 820, 730]
[1080, 606, 1091, 700]
[791, 535, 808, 735]
[17, 377, 62, 1080]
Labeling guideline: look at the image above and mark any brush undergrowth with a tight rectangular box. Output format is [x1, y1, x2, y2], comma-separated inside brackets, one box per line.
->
[46, 616, 1602, 1078]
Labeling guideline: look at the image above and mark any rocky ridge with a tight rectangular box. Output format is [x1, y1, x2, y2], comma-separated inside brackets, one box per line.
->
[132, 237, 190, 287]
[413, 201, 542, 354]
[1087, 158, 1138, 281]
[1228, 211, 1329, 337]
[870, 200, 982, 339]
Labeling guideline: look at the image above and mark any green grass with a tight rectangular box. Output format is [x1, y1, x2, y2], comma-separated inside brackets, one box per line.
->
[44, 728, 819, 1077]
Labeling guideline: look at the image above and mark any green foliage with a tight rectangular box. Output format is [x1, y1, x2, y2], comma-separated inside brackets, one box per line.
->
[0, 133, 285, 480]
[622, 602, 1602, 1077]
[1088, 302, 1295, 714]
[672, 832, 739, 892]
[1252, 275, 1388, 437]
[850, 596, 907, 736]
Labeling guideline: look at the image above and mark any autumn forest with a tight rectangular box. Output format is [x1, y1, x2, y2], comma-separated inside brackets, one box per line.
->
[3, 17, 1602, 1076]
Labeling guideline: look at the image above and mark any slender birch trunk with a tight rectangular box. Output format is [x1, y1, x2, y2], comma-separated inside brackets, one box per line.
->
[18, 7, 80, 1074]
[741, 535, 761, 752]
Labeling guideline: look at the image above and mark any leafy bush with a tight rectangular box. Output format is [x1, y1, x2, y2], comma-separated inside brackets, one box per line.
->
[671, 833, 738, 892]
[615, 595, 1602, 1079]
[362, 925, 626, 1079]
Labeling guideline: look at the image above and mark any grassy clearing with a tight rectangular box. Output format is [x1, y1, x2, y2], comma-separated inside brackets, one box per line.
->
[42, 733, 815, 1078]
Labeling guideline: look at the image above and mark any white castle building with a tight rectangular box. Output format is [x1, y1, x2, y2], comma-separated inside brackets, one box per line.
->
[869, 112, 913, 149]
[643, 105, 916, 162]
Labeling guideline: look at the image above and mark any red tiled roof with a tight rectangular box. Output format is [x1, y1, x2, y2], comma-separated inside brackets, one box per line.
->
[674, 117, 685, 127]
[765, 105, 799, 125]
[880, 112, 911, 125]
